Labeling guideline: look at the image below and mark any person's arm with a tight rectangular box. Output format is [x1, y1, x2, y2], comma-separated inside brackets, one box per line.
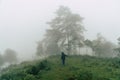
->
[65, 54, 68, 57]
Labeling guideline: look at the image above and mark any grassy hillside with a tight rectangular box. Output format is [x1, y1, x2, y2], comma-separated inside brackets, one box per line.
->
[0, 55, 120, 80]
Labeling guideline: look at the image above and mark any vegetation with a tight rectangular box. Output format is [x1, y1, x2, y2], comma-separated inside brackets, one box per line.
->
[0, 5, 120, 80]
[91, 33, 115, 57]
[0, 54, 4, 66]
[36, 6, 117, 58]
[1, 55, 120, 80]
[3, 48, 18, 63]
[36, 6, 85, 56]
[0, 48, 18, 67]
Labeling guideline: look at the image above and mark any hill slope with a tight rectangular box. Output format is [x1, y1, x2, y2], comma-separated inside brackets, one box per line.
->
[0, 55, 120, 80]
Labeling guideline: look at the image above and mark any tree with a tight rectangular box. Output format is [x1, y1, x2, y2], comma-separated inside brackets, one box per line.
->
[84, 39, 93, 48]
[0, 53, 4, 66]
[113, 37, 120, 57]
[3, 48, 17, 63]
[44, 29, 62, 55]
[37, 6, 85, 55]
[92, 34, 114, 57]
[117, 37, 120, 45]
[36, 41, 44, 56]
[36, 29, 62, 56]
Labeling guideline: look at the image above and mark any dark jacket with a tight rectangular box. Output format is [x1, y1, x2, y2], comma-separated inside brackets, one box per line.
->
[61, 52, 67, 60]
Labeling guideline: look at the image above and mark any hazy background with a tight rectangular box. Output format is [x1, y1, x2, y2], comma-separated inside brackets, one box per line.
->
[0, 0, 120, 60]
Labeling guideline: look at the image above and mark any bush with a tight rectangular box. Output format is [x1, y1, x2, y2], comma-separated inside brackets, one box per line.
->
[77, 71, 93, 80]
[27, 60, 50, 75]
[24, 74, 37, 80]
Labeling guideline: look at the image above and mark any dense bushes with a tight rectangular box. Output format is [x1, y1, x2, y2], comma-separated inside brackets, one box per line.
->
[0, 60, 50, 80]
[27, 60, 50, 75]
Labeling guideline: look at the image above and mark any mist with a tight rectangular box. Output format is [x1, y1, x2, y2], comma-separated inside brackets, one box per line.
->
[1, 1, 120, 80]
[0, 0, 120, 62]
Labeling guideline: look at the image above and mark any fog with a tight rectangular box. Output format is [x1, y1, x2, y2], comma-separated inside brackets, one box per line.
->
[0, 0, 120, 61]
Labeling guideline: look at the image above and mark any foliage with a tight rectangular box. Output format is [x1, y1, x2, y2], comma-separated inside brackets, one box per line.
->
[114, 37, 120, 56]
[36, 6, 85, 56]
[24, 74, 37, 80]
[3, 48, 18, 63]
[84, 39, 93, 48]
[0, 54, 4, 66]
[1, 55, 120, 80]
[36, 41, 44, 56]
[92, 34, 115, 57]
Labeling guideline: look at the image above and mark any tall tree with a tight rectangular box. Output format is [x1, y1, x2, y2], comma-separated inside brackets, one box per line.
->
[36, 6, 85, 56]
[46, 6, 85, 54]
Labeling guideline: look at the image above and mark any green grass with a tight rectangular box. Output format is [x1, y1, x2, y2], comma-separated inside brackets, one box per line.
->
[0, 55, 120, 80]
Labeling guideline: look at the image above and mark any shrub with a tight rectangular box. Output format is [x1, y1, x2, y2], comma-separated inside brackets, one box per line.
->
[27, 60, 50, 75]
[24, 74, 37, 80]
[77, 71, 93, 80]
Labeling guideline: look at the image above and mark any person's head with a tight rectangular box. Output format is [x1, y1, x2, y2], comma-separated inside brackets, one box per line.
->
[61, 52, 64, 55]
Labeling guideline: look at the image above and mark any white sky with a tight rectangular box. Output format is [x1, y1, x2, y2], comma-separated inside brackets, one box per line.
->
[0, 0, 120, 59]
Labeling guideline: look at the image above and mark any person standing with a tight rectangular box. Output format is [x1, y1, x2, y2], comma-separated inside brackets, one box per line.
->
[61, 52, 67, 65]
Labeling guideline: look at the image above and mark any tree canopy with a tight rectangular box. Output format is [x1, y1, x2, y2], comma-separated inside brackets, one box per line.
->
[37, 6, 85, 56]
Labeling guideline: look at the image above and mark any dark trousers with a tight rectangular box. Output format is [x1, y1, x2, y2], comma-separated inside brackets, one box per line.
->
[62, 59, 65, 65]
